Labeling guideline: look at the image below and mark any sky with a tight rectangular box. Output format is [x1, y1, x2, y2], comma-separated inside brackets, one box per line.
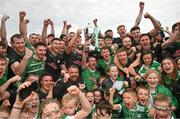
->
[0, 0, 180, 41]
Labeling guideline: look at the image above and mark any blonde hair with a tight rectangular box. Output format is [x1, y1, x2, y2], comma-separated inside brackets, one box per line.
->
[61, 93, 79, 106]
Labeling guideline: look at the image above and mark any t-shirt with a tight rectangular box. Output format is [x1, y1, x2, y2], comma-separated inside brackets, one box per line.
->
[82, 68, 100, 91]
[21, 56, 45, 82]
[45, 50, 65, 81]
[97, 56, 114, 75]
[138, 60, 160, 77]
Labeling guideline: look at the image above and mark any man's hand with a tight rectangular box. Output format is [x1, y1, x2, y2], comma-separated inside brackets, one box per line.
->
[24, 48, 33, 60]
[9, 75, 21, 83]
[139, 2, 144, 10]
[19, 11, 26, 19]
[67, 85, 81, 95]
[1, 15, 9, 22]
[144, 12, 151, 19]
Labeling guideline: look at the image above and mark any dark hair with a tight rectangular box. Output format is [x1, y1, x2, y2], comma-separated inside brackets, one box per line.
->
[67, 64, 79, 70]
[96, 100, 113, 117]
[161, 57, 178, 80]
[0, 41, 7, 48]
[104, 35, 112, 40]
[29, 33, 37, 37]
[130, 26, 140, 33]
[140, 49, 153, 65]
[139, 33, 151, 40]
[39, 73, 53, 87]
[0, 54, 7, 63]
[105, 29, 113, 35]
[10, 33, 23, 43]
[47, 34, 55, 38]
[33, 42, 47, 49]
[60, 34, 66, 40]
[172, 22, 180, 32]
[51, 37, 65, 43]
[117, 25, 125, 30]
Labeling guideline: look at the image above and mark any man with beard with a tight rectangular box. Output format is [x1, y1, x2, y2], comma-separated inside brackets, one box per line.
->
[53, 64, 84, 100]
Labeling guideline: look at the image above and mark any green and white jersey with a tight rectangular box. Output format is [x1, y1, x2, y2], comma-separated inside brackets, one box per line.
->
[21, 56, 45, 82]
[97, 56, 114, 75]
[82, 68, 100, 91]
[138, 60, 160, 76]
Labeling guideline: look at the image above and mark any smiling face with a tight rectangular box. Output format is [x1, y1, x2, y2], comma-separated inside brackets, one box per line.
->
[162, 59, 175, 74]
[27, 93, 39, 114]
[35, 45, 47, 60]
[142, 54, 152, 66]
[12, 37, 26, 53]
[101, 48, 110, 61]
[154, 101, 172, 119]
[93, 90, 103, 104]
[40, 75, 53, 92]
[122, 37, 132, 49]
[146, 72, 159, 89]
[117, 51, 127, 65]
[42, 103, 62, 119]
[139, 35, 151, 50]
[88, 57, 97, 70]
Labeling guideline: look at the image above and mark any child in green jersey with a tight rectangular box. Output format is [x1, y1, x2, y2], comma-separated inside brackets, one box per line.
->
[153, 93, 175, 119]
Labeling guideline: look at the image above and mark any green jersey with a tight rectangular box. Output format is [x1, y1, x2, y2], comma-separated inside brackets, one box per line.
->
[82, 68, 100, 91]
[22, 56, 45, 82]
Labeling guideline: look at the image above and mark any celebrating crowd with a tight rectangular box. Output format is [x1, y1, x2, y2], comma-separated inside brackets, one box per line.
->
[0, 2, 180, 119]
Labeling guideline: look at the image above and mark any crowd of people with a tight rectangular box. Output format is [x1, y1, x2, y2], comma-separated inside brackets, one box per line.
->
[0, 1, 180, 119]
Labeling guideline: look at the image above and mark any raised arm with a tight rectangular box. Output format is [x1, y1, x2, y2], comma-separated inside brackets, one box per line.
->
[19, 11, 28, 41]
[93, 18, 104, 37]
[161, 24, 180, 49]
[61, 20, 67, 35]
[0, 15, 9, 45]
[144, 12, 161, 37]
[41, 19, 50, 43]
[49, 19, 55, 35]
[67, 86, 91, 119]
[134, 2, 144, 27]
[11, 48, 33, 75]
[66, 29, 82, 54]
[0, 75, 21, 94]
[9, 82, 35, 119]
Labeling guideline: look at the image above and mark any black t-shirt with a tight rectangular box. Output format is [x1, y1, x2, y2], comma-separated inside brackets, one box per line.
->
[7, 46, 24, 79]
[36, 89, 48, 101]
[45, 50, 65, 81]
[113, 37, 123, 48]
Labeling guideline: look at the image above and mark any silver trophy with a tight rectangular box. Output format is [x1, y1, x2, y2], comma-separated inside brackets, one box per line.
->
[83, 23, 96, 52]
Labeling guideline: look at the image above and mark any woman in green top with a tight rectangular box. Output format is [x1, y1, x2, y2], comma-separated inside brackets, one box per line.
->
[137, 50, 161, 77]
[161, 57, 180, 91]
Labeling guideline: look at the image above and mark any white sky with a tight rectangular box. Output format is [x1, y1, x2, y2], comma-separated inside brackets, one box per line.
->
[0, 0, 180, 41]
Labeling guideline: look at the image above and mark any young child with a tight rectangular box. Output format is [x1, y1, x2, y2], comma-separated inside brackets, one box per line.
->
[144, 69, 179, 114]
[136, 86, 154, 118]
[109, 88, 149, 118]
[102, 65, 126, 94]
[153, 93, 175, 119]
[61, 85, 91, 119]
[85, 91, 96, 118]
[92, 100, 113, 119]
